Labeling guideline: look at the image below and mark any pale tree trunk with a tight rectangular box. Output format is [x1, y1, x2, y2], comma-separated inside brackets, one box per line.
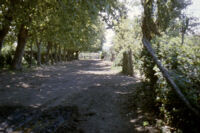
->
[63, 47, 66, 61]
[58, 45, 61, 62]
[11, 24, 28, 70]
[29, 41, 33, 68]
[36, 40, 41, 66]
[75, 51, 79, 60]
[181, 18, 189, 45]
[181, 32, 185, 45]
[128, 50, 133, 74]
[54, 44, 58, 63]
[50, 47, 54, 64]
[181, 24, 185, 45]
[46, 42, 51, 64]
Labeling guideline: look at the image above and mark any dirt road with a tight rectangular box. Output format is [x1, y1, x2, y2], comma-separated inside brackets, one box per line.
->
[0, 60, 140, 133]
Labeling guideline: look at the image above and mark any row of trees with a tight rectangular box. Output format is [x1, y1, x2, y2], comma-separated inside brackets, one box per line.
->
[112, 0, 200, 132]
[0, 0, 124, 70]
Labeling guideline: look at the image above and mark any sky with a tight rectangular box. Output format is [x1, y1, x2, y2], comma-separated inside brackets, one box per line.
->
[103, 0, 200, 51]
[186, 0, 200, 18]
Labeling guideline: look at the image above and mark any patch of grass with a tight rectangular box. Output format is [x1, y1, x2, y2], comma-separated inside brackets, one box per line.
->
[111, 65, 122, 71]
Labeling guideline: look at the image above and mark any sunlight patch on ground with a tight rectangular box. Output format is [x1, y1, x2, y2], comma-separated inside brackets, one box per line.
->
[30, 103, 42, 108]
[35, 73, 50, 78]
[115, 91, 131, 95]
[17, 82, 30, 88]
[76, 70, 118, 75]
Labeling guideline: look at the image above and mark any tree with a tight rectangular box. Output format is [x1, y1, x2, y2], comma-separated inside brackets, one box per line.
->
[141, 0, 200, 118]
[0, 0, 125, 69]
[0, 0, 20, 55]
[11, 0, 38, 70]
[141, 0, 190, 86]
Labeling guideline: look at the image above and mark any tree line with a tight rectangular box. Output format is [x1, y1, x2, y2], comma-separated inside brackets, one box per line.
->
[0, 0, 124, 70]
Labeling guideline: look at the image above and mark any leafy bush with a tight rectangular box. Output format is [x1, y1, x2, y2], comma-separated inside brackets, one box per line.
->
[112, 17, 200, 132]
[112, 18, 142, 72]
[151, 35, 200, 132]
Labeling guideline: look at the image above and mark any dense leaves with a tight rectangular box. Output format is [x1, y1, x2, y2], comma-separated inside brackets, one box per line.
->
[112, 18, 142, 72]
[153, 35, 200, 131]
[112, 0, 200, 132]
[0, 0, 124, 69]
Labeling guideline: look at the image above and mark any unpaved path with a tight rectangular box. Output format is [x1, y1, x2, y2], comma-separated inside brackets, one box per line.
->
[0, 60, 141, 133]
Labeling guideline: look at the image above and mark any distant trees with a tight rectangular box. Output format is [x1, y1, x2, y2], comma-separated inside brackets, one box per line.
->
[0, 0, 124, 70]
[112, 18, 142, 72]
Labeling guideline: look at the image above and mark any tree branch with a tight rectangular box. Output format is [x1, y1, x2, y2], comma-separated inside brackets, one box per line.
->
[142, 37, 200, 118]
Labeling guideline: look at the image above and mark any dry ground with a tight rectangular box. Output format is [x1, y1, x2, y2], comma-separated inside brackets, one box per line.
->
[0, 60, 156, 133]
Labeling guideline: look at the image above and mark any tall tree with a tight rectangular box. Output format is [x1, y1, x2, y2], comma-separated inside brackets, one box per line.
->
[11, 0, 37, 70]
[1, 0, 125, 69]
[0, 0, 20, 55]
[11, 24, 29, 70]
[141, 0, 200, 117]
[141, 0, 190, 86]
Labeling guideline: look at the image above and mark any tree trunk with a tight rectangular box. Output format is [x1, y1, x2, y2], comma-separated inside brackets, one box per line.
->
[11, 24, 28, 70]
[58, 45, 61, 62]
[122, 50, 133, 76]
[54, 44, 58, 63]
[142, 37, 200, 118]
[181, 32, 185, 45]
[141, 0, 158, 86]
[75, 51, 79, 60]
[36, 40, 41, 66]
[50, 47, 54, 64]
[0, 0, 19, 55]
[46, 42, 51, 64]
[0, 14, 13, 55]
[63, 47, 66, 61]
[0, 26, 10, 55]
[29, 41, 33, 68]
[181, 18, 189, 45]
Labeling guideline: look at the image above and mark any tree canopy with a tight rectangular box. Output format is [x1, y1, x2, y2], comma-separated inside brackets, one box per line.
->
[0, 0, 125, 69]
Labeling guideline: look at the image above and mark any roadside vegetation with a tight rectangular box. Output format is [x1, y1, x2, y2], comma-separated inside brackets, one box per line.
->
[0, 0, 200, 132]
[112, 0, 200, 132]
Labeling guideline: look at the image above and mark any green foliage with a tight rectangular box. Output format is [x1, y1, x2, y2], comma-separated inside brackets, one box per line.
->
[0, 0, 125, 68]
[143, 121, 149, 126]
[139, 0, 200, 130]
[113, 4, 200, 131]
[151, 35, 200, 131]
[113, 18, 142, 71]
[141, 0, 191, 87]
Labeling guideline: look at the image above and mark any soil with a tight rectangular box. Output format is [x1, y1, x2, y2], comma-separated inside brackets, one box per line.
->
[0, 60, 157, 133]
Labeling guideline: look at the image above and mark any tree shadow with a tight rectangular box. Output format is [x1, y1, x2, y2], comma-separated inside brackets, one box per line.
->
[0, 60, 148, 132]
[118, 82, 161, 133]
[0, 105, 81, 133]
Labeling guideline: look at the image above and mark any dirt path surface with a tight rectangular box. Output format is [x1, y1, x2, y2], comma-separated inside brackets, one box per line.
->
[0, 60, 140, 133]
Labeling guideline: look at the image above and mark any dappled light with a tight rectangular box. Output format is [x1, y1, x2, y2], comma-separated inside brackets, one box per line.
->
[0, 60, 139, 132]
[35, 73, 50, 78]
[17, 82, 31, 88]
[0, 0, 200, 132]
[0, 105, 80, 132]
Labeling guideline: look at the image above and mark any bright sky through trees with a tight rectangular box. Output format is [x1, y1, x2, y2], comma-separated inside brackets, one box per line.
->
[103, 0, 200, 51]
[186, 0, 200, 18]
